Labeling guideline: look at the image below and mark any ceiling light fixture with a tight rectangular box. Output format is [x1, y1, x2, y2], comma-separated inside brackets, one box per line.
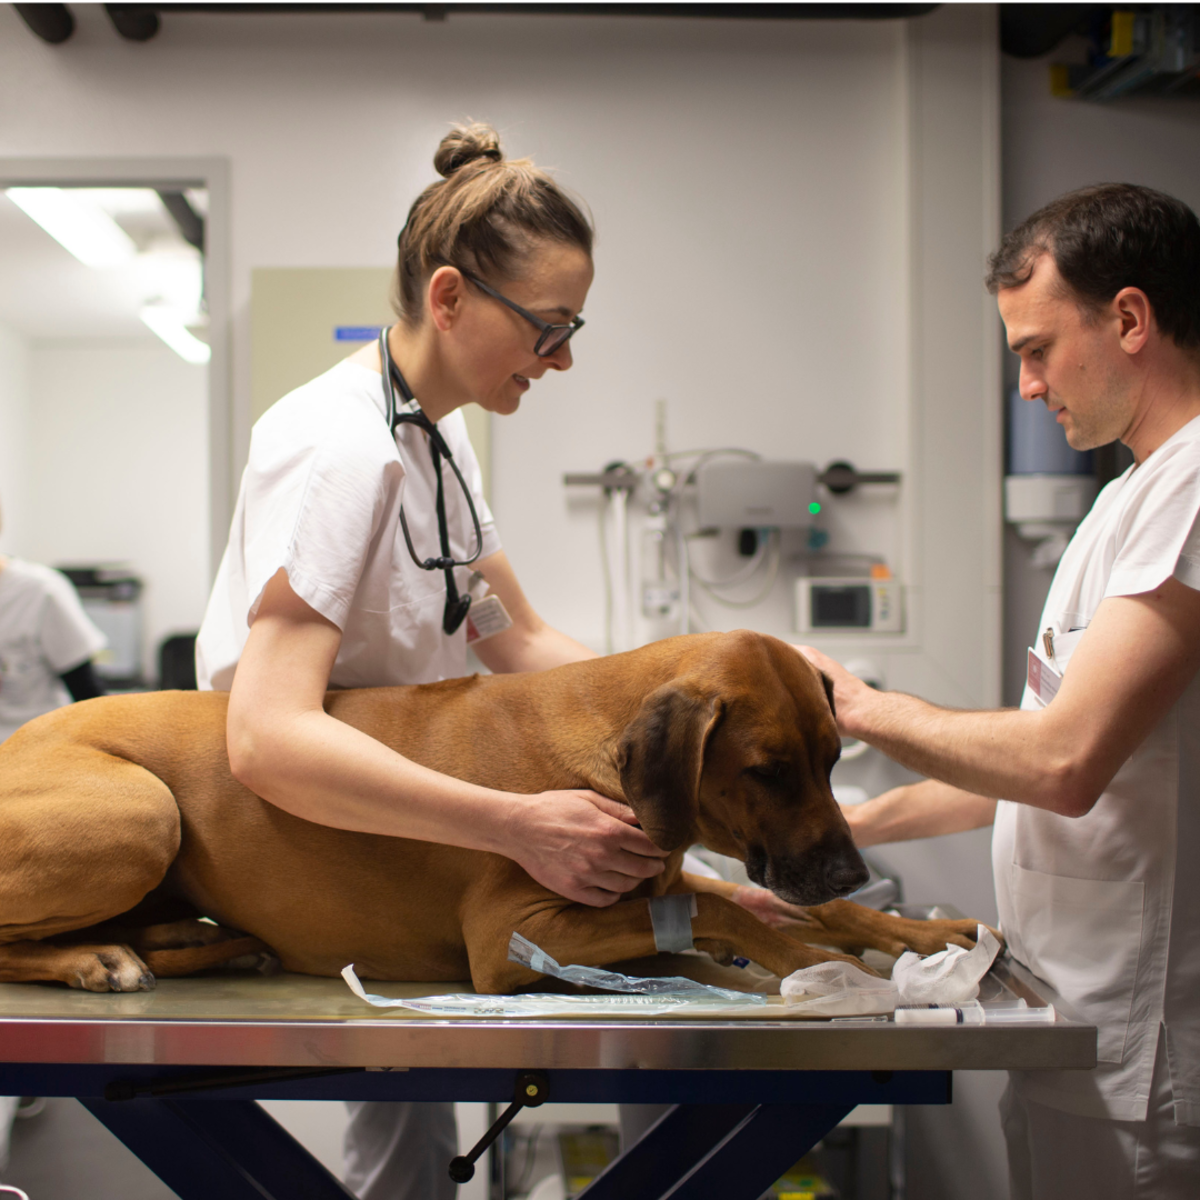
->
[140, 305, 211, 365]
[5, 186, 137, 268]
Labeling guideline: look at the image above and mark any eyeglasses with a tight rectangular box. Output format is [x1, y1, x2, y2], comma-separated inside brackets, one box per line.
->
[462, 270, 584, 357]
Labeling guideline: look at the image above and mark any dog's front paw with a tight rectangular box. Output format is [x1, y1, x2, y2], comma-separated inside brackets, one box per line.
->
[876, 916, 1000, 959]
[70, 945, 154, 992]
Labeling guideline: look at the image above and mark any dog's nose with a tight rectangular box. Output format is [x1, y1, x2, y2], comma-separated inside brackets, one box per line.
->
[826, 852, 870, 897]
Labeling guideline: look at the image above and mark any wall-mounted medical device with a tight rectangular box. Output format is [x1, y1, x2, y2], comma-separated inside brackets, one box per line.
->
[696, 460, 818, 530]
[562, 424, 903, 651]
[794, 576, 903, 634]
[1005, 389, 1097, 567]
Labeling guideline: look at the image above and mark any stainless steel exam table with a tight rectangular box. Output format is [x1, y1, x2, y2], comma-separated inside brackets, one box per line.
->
[0, 950, 1094, 1200]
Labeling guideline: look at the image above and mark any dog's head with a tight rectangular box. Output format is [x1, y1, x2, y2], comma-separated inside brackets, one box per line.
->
[616, 631, 868, 906]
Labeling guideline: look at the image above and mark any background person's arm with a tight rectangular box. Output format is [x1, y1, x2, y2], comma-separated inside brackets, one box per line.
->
[842, 779, 997, 847]
[226, 569, 665, 907]
[802, 576, 1200, 817]
[59, 658, 106, 701]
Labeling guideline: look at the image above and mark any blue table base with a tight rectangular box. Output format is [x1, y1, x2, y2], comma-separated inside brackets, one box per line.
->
[0, 1064, 951, 1200]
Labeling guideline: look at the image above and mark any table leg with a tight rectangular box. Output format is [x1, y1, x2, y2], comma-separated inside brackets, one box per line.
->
[578, 1104, 754, 1199]
[578, 1101, 851, 1200]
[80, 1096, 354, 1199]
[668, 1103, 854, 1200]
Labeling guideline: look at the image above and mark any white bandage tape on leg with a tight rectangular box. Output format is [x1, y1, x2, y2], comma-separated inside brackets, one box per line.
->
[649, 894, 698, 954]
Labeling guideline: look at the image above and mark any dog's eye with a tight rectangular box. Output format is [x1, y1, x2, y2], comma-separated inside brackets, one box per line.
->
[749, 762, 785, 782]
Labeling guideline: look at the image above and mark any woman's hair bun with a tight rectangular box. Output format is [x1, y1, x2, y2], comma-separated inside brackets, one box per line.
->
[434, 123, 504, 178]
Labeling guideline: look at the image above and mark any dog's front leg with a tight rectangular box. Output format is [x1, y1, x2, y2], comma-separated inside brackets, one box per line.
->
[790, 899, 1001, 957]
[465, 892, 872, 995]
[682, 878, 1000, 959]
[689, 893, 875, 978]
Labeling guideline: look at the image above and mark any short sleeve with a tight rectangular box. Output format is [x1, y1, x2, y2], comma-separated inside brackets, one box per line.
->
[38, 570, 106, 673]
[240, 395, 403, 631]
[1174, 511, 1200, 591]
[1105, 443, 1200, 600]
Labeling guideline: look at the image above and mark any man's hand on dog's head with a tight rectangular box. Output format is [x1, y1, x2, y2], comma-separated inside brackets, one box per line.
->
[505, 790, 668, 908]
[793, 645, 876, 740]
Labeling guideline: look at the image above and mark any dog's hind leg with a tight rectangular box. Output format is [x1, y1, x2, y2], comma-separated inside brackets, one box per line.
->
[0, 939, 155, 991]
[0, 922, 274, 991]
[118, 921, 273, 978]
[0, 747, 182, 988]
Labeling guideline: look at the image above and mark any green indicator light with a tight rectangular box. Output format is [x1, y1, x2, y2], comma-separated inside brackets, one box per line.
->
[808, 501, 822, 515]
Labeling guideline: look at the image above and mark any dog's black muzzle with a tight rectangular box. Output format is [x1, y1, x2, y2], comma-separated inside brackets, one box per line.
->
[746, 837, 870, 907]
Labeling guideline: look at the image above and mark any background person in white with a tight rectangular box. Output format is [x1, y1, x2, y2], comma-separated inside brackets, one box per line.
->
[0, 502, 107, 745]
[803, 184, 1200, 1198]
[0, 496, 105, 1171]
[196, 125, 668, 1200]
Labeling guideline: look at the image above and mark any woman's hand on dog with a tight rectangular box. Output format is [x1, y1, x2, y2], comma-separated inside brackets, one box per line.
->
[506, 790, 668, 907]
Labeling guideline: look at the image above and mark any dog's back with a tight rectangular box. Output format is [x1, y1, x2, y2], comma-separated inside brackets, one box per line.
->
[0, 686, 564, 980]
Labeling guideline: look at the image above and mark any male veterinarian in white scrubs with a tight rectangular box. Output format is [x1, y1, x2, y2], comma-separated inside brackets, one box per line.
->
[803, 183, 1200, 1198]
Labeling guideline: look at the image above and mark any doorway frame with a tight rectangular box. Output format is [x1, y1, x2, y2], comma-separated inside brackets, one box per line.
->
[0, 156, 232, 582]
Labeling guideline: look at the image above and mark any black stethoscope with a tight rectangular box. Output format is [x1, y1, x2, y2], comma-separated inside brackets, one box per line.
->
[379, 327, 483, 635]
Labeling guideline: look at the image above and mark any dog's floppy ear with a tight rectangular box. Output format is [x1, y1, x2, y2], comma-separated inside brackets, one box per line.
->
[617, 683, 724, 851]
[820, 671, 836, 717]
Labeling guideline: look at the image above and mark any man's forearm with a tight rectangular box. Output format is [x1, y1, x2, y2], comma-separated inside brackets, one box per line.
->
[844, 779, 997, 847]
[835, 691, 1099, 811]
[841, 688, 1077, 812]
[804, 584, 1200, 819]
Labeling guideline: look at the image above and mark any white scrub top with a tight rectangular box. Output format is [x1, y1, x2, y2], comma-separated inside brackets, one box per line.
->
[0, 558, 106, 742]
[197, 359, 501, 692]
[994, 413, 1200, 1125]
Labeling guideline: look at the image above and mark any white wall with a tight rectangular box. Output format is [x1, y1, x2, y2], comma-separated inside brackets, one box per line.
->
[0, 319, 32, 555]
[0, 7, 998, 684]
[0, 4, 1003, 703]
[25, 340, 209, 676]
[0, 6, 912, 635]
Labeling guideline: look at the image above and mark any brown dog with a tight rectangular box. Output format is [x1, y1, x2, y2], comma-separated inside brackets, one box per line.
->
[0, 630, 983, 995]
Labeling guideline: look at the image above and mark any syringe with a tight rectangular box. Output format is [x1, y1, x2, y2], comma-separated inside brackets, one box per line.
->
[894, 1000, 1055, 1026]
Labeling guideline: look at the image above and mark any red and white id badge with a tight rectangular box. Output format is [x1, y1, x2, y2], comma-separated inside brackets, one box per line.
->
[1026, 648, 1062, 706]
[465, 594, 513, 644]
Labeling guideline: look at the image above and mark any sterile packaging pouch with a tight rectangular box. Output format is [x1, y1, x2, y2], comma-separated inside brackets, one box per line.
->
[779, 961, 900, 1016]
[342, 965, 752, 1016]
[340, 932, 769, 1017]
[505, 932, 765, 1005]
[891, 924, 1002, 1006]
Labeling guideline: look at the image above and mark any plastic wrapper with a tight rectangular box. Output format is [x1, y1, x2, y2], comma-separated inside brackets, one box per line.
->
[781, 924, 1002, 1016]
[341, 966, 751, 1016]
[505, 932, 763, 1003]
[891, 925, 1002, 1006]
[779, 961, 899, 1016]
[340, 933, 767, 1017]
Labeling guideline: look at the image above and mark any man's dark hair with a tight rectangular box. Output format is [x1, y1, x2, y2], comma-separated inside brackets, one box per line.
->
[985, 183, 1200, 350]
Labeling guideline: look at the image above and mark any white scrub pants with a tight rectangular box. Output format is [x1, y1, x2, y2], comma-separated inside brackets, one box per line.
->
[0, 1095, 17, 1170]
[1001, 1031, 1200, 1200]
[343, 1100, 457, 1200]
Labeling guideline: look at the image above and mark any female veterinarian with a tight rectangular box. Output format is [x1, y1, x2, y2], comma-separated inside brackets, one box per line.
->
[195, 125, 668, 1200]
